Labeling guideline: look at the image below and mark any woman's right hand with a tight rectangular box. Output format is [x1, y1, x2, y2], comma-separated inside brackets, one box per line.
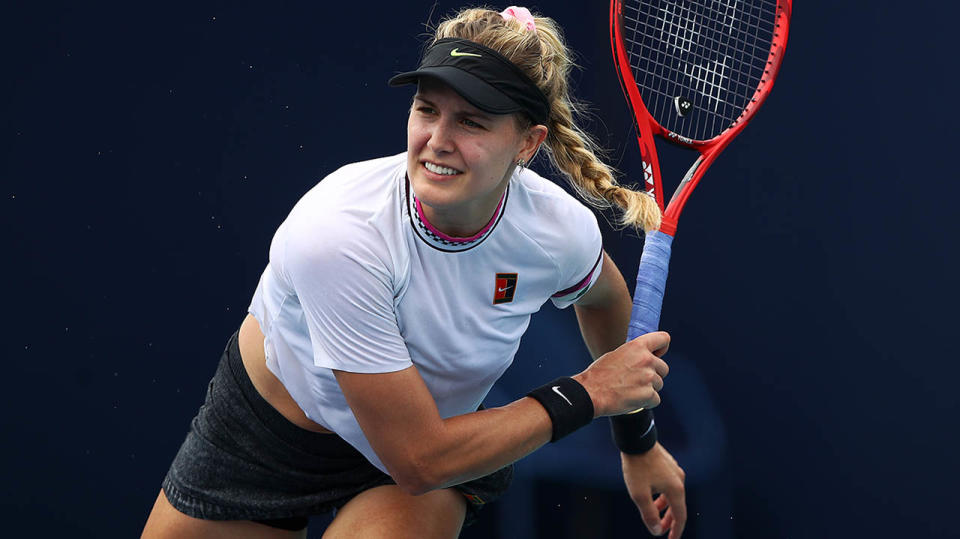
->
[571, 331, 671, 417]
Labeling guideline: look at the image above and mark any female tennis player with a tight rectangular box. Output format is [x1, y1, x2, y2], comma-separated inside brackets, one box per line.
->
[142, 6, 686, 539]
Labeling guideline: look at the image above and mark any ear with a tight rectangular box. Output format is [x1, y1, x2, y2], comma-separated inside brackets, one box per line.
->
[518, 124, 549, 163]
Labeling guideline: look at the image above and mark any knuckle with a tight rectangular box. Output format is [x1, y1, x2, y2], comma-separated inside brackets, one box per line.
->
[648, 392, 661, 408]
[636, 351, 654, 367]
[651, 356, 666, 374]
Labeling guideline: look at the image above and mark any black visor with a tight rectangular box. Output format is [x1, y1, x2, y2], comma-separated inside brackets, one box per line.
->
[388, 38, 550, 125]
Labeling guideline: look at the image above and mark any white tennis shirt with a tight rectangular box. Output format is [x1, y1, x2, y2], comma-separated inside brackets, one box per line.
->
[248, 152, 602, 473]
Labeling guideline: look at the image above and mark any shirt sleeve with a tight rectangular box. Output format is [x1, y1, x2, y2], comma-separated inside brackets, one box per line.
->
[550, 203, 604, 309]
[280, 214, 413, 374]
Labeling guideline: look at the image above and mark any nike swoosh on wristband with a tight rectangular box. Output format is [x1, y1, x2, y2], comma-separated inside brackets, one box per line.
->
[551, 386, 573, 406]
[450, 48, 482, 58]
[498, 286, 512, 292]
[640, 418, 656, 437]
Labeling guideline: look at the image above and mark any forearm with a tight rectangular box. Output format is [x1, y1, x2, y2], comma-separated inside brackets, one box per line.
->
[418, 397, 554, 491]
[396, 330, 667, 492]
[339, 365, 587, 495]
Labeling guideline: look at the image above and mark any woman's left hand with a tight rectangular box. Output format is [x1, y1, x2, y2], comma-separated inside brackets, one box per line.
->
[621, 442, 687, 538]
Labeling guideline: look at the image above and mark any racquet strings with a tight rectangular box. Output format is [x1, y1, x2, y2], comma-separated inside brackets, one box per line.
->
[620, 0, 778, 142]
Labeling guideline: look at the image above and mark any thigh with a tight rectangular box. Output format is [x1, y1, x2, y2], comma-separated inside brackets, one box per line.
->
[322, 485, 466, 539]
[141, 489, 308, 539]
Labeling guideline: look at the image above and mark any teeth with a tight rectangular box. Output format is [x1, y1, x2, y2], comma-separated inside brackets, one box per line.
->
[424, 162, 461, 175]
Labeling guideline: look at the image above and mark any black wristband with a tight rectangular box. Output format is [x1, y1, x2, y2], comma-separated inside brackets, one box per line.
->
[610, 408, 658, 454]
[527, 377, 594, 442]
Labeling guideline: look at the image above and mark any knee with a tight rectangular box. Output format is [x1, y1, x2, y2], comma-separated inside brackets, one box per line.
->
[324, 485, 465, 539]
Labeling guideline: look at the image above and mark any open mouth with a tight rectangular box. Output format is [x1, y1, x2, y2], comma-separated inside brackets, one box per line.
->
[423, 161, 463, 176]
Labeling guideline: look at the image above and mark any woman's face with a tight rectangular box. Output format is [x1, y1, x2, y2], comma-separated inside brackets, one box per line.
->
[406, 78, 545, 235]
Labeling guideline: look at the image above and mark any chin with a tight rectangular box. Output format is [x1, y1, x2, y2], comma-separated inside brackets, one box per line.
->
[409, 166, 465, 206]
[411, 180, 461, 210]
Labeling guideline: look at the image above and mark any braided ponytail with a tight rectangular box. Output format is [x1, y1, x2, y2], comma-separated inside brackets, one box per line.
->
[434, 7, 661, 232]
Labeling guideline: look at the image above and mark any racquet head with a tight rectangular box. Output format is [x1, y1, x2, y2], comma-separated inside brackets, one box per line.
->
[611, 0, 792, 235]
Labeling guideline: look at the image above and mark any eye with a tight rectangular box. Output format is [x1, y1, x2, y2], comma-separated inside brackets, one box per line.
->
[416, 105, 436, 115]
[462, 118, 485, 129]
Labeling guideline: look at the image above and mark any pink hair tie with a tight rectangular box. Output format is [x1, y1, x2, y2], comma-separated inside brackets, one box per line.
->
[501, 6, 537, 33]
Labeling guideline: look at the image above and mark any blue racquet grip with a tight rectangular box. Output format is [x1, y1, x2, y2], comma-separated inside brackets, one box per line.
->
[627, 230, 674, 341]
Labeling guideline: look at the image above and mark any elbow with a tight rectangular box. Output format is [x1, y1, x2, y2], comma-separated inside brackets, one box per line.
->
[394, 477, 432, 497]
[387, 454, 444, 496]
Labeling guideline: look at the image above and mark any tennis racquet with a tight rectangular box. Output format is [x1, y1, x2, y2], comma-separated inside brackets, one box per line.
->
[610, 0, 792, 340]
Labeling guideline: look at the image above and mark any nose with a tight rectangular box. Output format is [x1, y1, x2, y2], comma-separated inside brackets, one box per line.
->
[427, 119, 455, 155]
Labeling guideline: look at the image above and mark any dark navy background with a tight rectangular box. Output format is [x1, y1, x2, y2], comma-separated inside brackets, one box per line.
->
[4, 2, 957, 538]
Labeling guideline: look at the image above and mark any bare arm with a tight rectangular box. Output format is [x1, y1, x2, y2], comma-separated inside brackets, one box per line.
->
[334, 367, 552, 495]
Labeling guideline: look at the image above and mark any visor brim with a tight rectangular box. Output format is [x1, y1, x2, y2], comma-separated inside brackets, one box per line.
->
[388, 66, 524, 116]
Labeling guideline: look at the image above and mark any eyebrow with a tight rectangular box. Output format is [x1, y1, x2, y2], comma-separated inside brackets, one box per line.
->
[413, 96, 494, 121]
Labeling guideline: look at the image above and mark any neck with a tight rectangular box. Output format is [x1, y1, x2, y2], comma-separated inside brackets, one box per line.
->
[415, 187, 507, 239]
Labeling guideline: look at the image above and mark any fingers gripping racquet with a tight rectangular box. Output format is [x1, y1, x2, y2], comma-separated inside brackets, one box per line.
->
[611, 0, 792, 343]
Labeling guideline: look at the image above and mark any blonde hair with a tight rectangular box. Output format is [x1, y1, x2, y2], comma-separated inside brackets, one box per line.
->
[433, 7, 661, 232]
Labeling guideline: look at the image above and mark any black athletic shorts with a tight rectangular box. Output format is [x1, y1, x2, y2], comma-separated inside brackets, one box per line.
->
[161, 331, 513, 531]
